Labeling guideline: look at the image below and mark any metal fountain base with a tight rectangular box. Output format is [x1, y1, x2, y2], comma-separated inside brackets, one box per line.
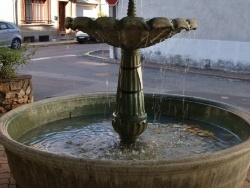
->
[0, 93, 250, 188]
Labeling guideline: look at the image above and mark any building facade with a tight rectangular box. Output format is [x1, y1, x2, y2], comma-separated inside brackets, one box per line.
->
[0, 0, 108, 42]
[116, 0, 250, 71]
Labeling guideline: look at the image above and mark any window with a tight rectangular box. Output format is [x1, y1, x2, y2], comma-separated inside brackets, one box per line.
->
[22, 0, 51, 24]
[0, 23, 8, 30]
[0, 23, 14, 30]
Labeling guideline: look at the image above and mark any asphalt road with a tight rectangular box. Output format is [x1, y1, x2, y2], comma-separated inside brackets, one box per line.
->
[19, 43, 250, 112]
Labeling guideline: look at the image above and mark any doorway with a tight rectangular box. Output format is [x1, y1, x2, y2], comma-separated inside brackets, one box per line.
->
[59, 2, 67, 32]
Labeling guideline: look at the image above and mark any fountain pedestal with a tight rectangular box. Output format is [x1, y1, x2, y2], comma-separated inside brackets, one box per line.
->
[112, 49, 147, 142]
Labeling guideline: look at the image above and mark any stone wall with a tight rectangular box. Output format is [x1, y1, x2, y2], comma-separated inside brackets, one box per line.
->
[0, 75, 33, 114]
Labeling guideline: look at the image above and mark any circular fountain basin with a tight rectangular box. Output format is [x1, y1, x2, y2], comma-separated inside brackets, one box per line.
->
[0, 93, 250, 188]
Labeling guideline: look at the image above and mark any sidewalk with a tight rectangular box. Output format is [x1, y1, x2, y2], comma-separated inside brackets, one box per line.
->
[30, 39, 77, 47]
[0, 40, 250, 187]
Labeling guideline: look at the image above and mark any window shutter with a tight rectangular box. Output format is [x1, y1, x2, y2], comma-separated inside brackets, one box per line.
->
[20, 0, 25, 23]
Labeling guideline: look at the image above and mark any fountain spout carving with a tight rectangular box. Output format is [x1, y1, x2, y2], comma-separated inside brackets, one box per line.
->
[65, 0, 197, 142]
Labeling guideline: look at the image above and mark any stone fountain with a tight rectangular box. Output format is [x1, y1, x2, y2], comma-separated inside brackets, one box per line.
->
[65, 0, 197, 142]
[0, 1, 250, 188]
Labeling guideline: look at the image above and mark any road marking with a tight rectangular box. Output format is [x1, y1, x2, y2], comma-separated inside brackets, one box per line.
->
[31, 54, 78, 61]
[31, 50, 109, 62]
[23, 71, 97, 82]
[76, 61, 108, 66]
[85, 51, 109, 60]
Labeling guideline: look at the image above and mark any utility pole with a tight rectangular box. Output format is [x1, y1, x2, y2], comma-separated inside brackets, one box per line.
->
[109, 5, 117, 59]
[15, 0, 18, 26]
[107, 0, 118, 59]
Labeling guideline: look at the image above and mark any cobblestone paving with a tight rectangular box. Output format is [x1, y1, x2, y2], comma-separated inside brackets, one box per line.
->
[0, 145, 15, 188]
[0, 143, 249, 188]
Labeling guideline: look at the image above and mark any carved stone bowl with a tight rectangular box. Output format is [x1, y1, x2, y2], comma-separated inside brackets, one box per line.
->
[66, 17, 197, 50]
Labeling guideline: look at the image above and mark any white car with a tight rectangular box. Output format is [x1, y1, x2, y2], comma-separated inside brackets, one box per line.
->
[75, 31, 99, 44]
[0, 21, 22, 49]
[75, 31, 90, 44]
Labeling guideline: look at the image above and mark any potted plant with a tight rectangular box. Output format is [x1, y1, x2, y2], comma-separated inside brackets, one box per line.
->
[0, 43, 36, 113]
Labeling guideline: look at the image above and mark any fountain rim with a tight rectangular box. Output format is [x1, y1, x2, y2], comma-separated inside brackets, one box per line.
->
[0, 93, 250, 169]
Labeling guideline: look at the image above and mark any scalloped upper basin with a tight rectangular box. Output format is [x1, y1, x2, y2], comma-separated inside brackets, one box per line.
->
[65, 16, 197, 50]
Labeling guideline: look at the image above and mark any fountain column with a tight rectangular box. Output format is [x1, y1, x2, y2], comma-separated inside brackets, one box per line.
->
[112, 0, 147, 142]
[112, 49, 147, 142]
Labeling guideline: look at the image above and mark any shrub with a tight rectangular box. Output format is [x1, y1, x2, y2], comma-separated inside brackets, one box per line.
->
[0, 43, 35, 79]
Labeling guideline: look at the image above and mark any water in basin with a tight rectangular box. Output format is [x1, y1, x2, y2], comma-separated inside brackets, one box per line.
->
[18, 115, 241, 160]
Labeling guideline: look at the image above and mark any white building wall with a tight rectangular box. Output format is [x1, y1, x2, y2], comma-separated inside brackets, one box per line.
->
[76, 5, 97, 18]
[50, 0, 59, 28]
[75, 0, 109, 18]
[116, 0, 250, 72]
[100, 0, 109, 16]
[0, 0, 16, 23]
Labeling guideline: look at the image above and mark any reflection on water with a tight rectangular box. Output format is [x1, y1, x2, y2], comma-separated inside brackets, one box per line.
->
[18, 115, 241, 160]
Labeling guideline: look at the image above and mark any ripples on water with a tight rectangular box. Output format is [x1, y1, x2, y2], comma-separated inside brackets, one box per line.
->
[18, 115, 241, 160]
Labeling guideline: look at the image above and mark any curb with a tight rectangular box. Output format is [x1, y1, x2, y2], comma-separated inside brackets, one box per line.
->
[29, 40, 77, 47]
[86, 50, 250, 82]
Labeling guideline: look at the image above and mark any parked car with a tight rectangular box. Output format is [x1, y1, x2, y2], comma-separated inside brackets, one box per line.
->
[75, 31, 89, 44]
[0, 21, 22, 49]
[75, 31, 99, 44]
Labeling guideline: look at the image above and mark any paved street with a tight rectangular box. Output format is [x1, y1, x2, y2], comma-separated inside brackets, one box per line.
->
[0, 42, 250, 187]
[21, 43, 250, 111]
